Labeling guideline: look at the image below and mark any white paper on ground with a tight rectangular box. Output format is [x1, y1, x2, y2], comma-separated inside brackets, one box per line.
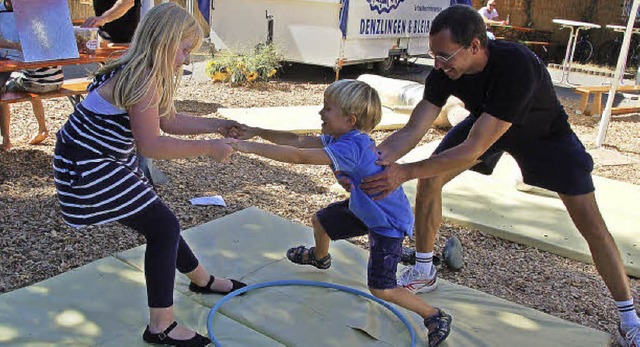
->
[189, 196, 226, 207]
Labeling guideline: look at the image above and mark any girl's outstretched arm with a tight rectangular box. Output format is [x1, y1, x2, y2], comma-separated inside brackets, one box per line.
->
[245, 127, 322, 148]
[159, 107, 246, 137]
[129, 83, 234, 162]
[230, 140, 331, 165]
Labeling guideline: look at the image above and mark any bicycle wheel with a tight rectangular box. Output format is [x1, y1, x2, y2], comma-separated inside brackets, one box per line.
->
[573, 39, 593, 63]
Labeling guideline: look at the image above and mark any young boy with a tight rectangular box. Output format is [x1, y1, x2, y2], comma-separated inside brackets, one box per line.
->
[230, 79, 452, 347]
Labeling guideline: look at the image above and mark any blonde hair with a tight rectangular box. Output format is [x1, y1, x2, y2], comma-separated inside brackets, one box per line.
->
[95, 2, 203, 117]
[324, 79, 382, 133]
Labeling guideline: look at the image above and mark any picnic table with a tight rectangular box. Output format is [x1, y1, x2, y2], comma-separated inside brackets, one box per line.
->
[0, 46, 126, 106]
[488, 23, 552, 60]
[552, 19, 601, 86]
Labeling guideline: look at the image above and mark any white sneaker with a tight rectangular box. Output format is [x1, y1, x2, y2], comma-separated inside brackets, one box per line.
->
[617, 325, 640, 347]
[397, 264, 438, 293]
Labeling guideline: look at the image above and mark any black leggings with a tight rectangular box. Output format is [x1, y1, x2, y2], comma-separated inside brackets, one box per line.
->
[119, 199, 199, 308]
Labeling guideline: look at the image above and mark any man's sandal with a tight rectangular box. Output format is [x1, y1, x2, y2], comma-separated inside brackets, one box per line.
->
[286, 246, 332, 269]
[142, 321, 211, 346]
[188, 275, 247, 295]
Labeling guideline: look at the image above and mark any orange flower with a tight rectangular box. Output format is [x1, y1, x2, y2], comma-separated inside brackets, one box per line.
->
[246, 72, 258, 82]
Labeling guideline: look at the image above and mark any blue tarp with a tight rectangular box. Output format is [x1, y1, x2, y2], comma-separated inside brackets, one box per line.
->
[339, 0, 349, 38]
[197, 0, 210, 24]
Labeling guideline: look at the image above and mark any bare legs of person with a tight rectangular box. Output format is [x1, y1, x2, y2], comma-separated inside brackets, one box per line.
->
[28, 99, 48, 145]
[0, 104, 11, 151]
[397, 166, 472, 293]
[0, 101, 49, 151]
[559, 192, 632, 301]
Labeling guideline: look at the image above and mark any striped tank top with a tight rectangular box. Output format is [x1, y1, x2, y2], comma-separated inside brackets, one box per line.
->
[53, 69, 157, 228]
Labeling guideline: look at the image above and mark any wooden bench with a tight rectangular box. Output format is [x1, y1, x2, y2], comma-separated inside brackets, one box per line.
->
[574, 85, 640, 116]
[0, 79, 91, 107]
[521, 40, 551, 47]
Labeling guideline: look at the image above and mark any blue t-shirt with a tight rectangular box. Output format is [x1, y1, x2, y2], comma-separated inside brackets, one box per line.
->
[321, 130, 414, 239]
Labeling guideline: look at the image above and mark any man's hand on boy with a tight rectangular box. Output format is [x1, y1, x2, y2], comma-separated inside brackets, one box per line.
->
[360, 162, 405, 200]
[335, 173, 352, 192]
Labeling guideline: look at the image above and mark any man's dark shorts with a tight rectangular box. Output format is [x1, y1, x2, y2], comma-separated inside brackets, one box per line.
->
[316, 199, 402, 290]
[434, 115, 595, 195]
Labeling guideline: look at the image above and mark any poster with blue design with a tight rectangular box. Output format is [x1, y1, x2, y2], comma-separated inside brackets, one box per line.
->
[344, 0, 449, 39]
[11, 0, 78, 62]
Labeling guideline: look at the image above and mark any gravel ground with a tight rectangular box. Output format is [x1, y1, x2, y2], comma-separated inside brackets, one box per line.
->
[0, 62, 638, 344]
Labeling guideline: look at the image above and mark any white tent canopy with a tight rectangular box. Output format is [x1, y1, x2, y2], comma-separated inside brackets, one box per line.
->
[596, 0, 640, 147]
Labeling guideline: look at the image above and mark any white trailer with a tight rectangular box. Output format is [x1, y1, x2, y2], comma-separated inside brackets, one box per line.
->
[209, 0, 449, 73]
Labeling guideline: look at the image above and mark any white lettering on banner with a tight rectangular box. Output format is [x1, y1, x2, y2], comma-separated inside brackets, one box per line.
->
[359, 18, 430, 35]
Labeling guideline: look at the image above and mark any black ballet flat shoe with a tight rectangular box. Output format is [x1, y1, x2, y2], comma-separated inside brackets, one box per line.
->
[188, 275, 247, 295]
[142, 321, 211, 346]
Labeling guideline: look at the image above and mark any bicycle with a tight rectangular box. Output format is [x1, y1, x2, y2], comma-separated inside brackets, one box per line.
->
[595, 32, 640, 68]
[572, 29, 594, 64]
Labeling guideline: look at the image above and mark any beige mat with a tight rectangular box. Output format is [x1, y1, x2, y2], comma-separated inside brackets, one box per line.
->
[0, 207, 609, 345]
[218, 105, 410, 133]
[588, 147, 640, 166]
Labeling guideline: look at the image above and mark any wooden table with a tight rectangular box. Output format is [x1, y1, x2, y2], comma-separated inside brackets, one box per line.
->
[489, 23, 533, 41]
[0, 46, 126, 73]
[1, 46, 126, 106]
[552, 19, 601, 86]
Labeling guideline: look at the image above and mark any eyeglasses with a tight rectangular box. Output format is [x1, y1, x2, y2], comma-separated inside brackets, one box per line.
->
[427, 46, 466, 63]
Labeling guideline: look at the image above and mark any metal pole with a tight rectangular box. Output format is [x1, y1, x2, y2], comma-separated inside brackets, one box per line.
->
[595, 0, 640, 147]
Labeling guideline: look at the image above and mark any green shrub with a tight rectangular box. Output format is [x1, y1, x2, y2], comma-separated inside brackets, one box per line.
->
[206, 44, 283, 84]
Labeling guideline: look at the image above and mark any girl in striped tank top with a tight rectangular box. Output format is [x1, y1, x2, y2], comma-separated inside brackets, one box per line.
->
[53, 3, 246, 346]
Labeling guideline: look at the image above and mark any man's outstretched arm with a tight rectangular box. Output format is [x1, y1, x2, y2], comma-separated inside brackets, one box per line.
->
[362, 112, 511, 199]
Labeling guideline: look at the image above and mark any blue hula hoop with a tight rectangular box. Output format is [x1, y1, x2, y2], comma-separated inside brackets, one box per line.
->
[206, 279, 416, 347]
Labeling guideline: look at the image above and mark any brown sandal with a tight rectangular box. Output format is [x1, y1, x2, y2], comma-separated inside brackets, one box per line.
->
[286, 246, 332, 269]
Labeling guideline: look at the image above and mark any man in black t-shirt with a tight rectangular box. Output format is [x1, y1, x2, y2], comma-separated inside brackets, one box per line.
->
[82, 0, 141, 44]
[358, 6, 640, 345]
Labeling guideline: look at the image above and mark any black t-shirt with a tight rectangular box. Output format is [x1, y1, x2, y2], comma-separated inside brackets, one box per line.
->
[424, 40, 572, 142]
[93, 0, 141, 44]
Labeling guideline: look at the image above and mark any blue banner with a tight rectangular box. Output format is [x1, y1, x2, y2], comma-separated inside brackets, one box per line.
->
[339, 0, 349, 38]
[197, 0, 210, 24]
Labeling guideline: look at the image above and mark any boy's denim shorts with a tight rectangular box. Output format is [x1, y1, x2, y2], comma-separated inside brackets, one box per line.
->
[435, 115, 595, 195]
[316, 199, 403, 290]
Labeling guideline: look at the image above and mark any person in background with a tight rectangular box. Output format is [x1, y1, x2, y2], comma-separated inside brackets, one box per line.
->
[0, 0, 61, 151]
[55, 4, 246, 345]
[478, 0, 506, 25]
[82, 0, 141, 44]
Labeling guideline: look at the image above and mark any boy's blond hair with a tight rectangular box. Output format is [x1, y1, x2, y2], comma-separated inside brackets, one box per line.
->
[324, 79, 382, 133]
[95, 2, 203, 117]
